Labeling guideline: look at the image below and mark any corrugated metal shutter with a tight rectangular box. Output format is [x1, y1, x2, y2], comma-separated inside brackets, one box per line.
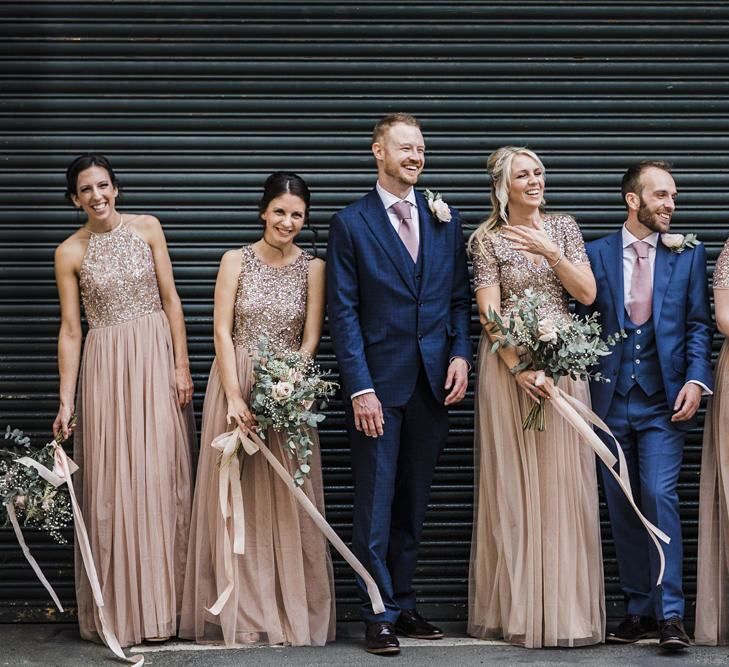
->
[1, 1, 728, 625]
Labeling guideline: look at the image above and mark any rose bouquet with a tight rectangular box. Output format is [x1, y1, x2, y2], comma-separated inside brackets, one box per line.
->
[0, 422, 75, 543]
[247, 337, 338, 486]
[487, 288, 624, 430]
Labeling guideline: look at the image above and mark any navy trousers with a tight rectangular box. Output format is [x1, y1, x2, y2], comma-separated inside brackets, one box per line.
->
[600, 385, 686, 620]
[347, 367, 448, 624]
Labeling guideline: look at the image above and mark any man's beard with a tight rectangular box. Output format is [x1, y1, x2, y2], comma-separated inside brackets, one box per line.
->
[637, 200, 671, 233]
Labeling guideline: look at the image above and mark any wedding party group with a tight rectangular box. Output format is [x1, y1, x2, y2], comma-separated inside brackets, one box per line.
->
[46, 112, 729, 658]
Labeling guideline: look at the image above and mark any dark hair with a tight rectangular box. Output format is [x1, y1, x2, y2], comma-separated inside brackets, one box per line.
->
[258, 172, 319, 256]
[65, 153, 120, 204]
[258, 171, 311, 220]
[620, 160, 673, 203]
[372, 113, 421, 144]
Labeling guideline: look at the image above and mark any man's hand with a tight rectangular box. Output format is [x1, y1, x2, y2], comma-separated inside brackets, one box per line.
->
[671, 382, 703, 422]
[352, 392, 385, 438]
[444, 357, 469, 406]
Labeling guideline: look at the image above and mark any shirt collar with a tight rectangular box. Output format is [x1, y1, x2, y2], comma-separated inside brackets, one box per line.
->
[376, 181, 416, 211]
[622, 223, 658, 249]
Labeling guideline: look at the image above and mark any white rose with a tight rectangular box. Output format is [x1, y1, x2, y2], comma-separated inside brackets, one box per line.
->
[661, 233, 684, 250]
[537, 318, 558, 344]
[271, 381, 294, 402]
[430, 198, 452, 222]
[14, 494, 27, 509]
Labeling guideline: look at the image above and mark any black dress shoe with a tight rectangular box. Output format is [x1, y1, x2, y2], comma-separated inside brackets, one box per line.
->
[365, 622, 400, 655]
[394, 609, 444, 640]
[606, 614, 658, 643]
[659, 616, 690, 650]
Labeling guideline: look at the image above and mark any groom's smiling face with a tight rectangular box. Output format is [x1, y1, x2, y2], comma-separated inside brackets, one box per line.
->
[372, 122, 425, 194]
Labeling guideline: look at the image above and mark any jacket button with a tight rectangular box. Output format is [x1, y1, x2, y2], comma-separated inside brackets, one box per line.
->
[636, 329, 642, 335]
[635, 359, 641, 365]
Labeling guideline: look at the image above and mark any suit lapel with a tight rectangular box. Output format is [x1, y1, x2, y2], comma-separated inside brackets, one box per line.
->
[360, 189, 417, 295]
[653, 239, 676, 326]
[415, 190, 433, 290]
[599, 229, 625, 330]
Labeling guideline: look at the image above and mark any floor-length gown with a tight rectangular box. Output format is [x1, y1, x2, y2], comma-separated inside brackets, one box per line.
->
[179, 246, 335, 647]
[74, 218, 194, 647]
[695, 238, 729, 645]
[467, 214, 605, 648]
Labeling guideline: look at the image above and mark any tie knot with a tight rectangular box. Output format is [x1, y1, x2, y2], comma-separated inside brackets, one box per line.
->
[391, 200, 412, 222]
[631, 240, 651, 259]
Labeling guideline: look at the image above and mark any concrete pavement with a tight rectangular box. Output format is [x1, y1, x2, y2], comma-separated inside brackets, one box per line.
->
[2, 623, 729, 666]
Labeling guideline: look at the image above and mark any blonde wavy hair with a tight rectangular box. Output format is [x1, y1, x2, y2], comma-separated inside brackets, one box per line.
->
[468, 146, 546, 256]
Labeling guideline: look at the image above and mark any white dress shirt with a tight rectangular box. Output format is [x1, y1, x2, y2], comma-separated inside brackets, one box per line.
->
[622, 225, 658, 315]
[376, 181, 420, 244]
[621, 224, 711, 395]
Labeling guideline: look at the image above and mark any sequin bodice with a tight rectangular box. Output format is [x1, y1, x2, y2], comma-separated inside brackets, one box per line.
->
[471, 214, 589, 321]
[232, 246, 310, 352]
[79, 221, 162, 329]
[715, 237, 729, 289]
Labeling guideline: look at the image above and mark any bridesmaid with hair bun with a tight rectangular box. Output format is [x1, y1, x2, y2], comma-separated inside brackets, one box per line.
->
[53, 153, 194, 647]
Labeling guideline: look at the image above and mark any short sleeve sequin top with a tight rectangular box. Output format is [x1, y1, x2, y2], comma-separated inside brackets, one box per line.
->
[232, 245, 311, 352]
[471, 213, 589, 321]
[79, 219, 162, 329]
[714, 238, 729, 289]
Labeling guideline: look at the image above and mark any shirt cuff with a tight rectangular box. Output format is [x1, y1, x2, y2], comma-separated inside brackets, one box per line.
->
[351, 388, 375, 400]
[688, 380, 713, 396]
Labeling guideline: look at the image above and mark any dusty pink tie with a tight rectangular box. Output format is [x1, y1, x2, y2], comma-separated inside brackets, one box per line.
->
[629, 240, 652, 325]
[391, 200, 419, 262]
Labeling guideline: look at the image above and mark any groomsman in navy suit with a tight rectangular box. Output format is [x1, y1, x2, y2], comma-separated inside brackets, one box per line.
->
[579, 161, 713, 651]
[326, 114, 472, 655]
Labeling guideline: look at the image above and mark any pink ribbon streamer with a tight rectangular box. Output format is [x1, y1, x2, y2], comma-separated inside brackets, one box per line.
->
[208, 427, 385, 617]
[535, 372, 670, 585]
[13, 444, 143, 665]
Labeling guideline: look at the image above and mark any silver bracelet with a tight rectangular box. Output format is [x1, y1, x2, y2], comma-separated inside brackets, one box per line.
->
[548, 249, 564, 269]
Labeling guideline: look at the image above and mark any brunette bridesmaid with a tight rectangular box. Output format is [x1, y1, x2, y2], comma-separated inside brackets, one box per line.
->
[53, 154, 194, 646]
[179, 172, 335, 646]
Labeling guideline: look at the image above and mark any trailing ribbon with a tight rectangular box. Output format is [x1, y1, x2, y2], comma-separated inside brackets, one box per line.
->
[208, 427, 385, 617]
[12, 444, 143, 665]
[535, 372, 670, 585]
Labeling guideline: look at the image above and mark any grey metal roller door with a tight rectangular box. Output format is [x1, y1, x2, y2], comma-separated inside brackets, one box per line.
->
[1, 0, 728, 625]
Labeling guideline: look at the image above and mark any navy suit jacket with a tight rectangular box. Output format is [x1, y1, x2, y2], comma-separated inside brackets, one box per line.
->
[577, 229, 714, 428]
[326, 188, 472, 407]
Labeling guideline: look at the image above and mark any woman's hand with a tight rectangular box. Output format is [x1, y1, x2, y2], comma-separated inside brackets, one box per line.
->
[53, 403, 76, 440]
[502, 222, 561, 263]
[514, 369, 551, 403]
[226, 396, 255, 433]
[175, 366, 194, 408]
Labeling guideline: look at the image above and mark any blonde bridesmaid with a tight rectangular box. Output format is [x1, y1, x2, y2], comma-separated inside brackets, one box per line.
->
[695, 239, 729, 645]
[467, 146, 605, 648]
[53, 154, 194, 646]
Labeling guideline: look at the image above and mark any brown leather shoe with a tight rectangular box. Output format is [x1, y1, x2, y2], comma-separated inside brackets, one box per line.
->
[606, 615, 658, 643]
[365, 622, 400, 655]
[394, 609, 444, 640]
[659, 616, 690, 650]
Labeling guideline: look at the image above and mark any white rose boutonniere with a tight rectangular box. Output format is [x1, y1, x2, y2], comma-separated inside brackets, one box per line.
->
[424, 188, 452, 223]
[661, 232, 699, 254]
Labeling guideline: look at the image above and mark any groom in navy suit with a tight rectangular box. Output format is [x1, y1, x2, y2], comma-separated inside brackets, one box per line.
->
[579, 161, 713, 651]
[326, 113, 472, 655]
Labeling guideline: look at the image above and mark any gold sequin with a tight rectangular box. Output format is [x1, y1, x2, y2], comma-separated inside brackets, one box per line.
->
[471, 214, 589, 322]
[232, 246, 310, 352]
[79, 221, 162, 329]
[714, 238, 729, 289]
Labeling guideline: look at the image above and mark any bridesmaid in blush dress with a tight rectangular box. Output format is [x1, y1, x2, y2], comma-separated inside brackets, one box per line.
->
[179, 172, 335, 647]
[467, 146, 605, 648]
[53, 154, 195, 647]
[695, 238, 729, 645]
